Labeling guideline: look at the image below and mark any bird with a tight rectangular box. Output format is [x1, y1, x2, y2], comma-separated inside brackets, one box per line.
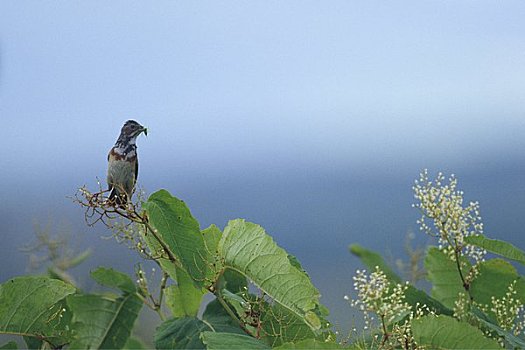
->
[107, 120, 147, 207]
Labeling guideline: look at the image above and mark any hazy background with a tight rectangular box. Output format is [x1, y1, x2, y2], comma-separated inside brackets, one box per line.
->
[1, 0, 525, 340]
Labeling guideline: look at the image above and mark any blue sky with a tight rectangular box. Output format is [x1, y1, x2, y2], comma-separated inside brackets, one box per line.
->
[1, 1, 524, 188]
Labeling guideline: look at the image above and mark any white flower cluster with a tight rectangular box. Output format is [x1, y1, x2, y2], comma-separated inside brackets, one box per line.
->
[413, 169, 486, 264]
[348, 267, 410, 328]
[453, 292, 471, 322]
[346, 268, 436, 349]
[489, 280, 525, 335]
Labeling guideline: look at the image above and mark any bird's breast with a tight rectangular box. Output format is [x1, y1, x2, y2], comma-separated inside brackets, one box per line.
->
[108, 147, 137, 161]
[108, 158, 136, 183]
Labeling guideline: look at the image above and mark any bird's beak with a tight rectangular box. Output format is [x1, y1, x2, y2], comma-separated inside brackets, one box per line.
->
[142, 127, 148, 137]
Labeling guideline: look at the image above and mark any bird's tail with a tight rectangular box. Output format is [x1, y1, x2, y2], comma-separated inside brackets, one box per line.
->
[108, 187, 128, 208]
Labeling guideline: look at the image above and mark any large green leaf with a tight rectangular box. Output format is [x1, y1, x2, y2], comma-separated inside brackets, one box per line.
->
[216, 286, 323, 346]
[287, 254, 310, 279]
[24, 334, 44, 349]
[123, 337, 146, 349]
[404, 285, 453, 316]
[424, 247, 469, 309]
[258, 302, 318, 347]
[202, 225, 222, 254]
[202, 299, 244, 334]
[202, 225, 248, 293]
[143, 190, 207, 287]
[67, 293, 142, 349]
[0, 342, 18, 349]
[142, 232, 178, 282]
[215, 288, 319, 347]
[465, 234, 525, 265]
[274, 339, 346, 349]
[202, 224, 223, 284]
[154, 317, 211, 349]
[220, 270, 248, 294]
[472, 307, 525, 349]
[349, 244, 401, 283]
[200, 332, 270, 349]
[0, 276, 75, 347]
[470, 259, 517, 306]
[218, 219, 321, 330]
[411, 315, 501, 349]
[165, 267, 205, 318]
[90, 267, 137, 294]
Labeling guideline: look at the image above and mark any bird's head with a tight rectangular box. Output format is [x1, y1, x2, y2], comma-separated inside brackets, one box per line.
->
[121, 120, 147, 138]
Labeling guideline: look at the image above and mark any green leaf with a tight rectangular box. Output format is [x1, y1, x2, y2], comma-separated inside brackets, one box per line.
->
[220, 270, 248, 294]
[258, 302, 318, 347]
[202, 224, 222, 257]
[165, 267, 205, 318]
[90, 267, 137, 293]
[412, 315, 501, 349]
[67, 293, 142, 349]
[217, 290, 325, 347]
[154, 317, 211, 349]
[287, 254, 310, 278]
[202, 224, 223, 283]
[274, 339, 345, 349]
[0, 342, 18, 349]
[0, 276, 75, 347]
[202, 225, 249, 293]
[471, 307, 525, 349]
[470, 259, 517, 306]
[218, 219, 321, 330]
[200, 332, 270, 349]
[465, 234, 525, 265]
[404, 285, 453, 316]
[424, 247, 469, 309]
[142, 234, 178, 282]
[202, 299, 244, 334]
[123, 337, 146, 349]
[143, 190, 207, 287]
[349, 244, 401, 283]
[23, 335, 43, 349]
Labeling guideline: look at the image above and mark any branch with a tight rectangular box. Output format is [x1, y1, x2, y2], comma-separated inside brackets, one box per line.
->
[209, 269, 254, 337]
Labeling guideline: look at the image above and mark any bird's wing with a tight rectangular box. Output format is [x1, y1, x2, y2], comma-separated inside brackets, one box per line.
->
[107, 148, 114, 192]
[134, 156, 139, 182]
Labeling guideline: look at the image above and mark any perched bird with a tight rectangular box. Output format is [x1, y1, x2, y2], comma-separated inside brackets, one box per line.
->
[107, 120, 147, 207]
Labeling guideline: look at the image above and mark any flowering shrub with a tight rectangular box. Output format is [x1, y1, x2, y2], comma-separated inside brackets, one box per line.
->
[348, 170, 525, 349]
[1, 170, 524, 349]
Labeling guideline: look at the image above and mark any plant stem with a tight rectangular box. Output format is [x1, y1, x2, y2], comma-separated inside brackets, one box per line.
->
[158, 271, 168, 310]
[214, 290, 253, 336]
[454, 248, 469, 291]
[136, 293, 161, 315]
[380, 314, 389, 347]
[436, 215, 473, 299]
[211, 270, 253, 337]
[449, 236, 472, 299]
[139, 219, 178, 264]
[129, 209, 184, 269]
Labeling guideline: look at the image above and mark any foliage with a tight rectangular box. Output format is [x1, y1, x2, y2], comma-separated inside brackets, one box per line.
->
[2, 186, 336, 349]
[0, 277, 75, 348]
[411, 315, 501, 349]
[200, 332, 270, 349]
[1, 170, 524, 349]
[347, 170, 525, 349]
[67, 268, 143, 349]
